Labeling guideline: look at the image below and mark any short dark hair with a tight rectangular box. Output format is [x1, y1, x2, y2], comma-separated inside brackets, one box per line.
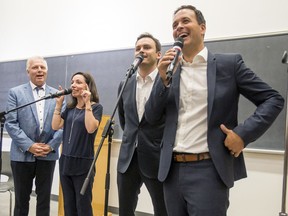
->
[67, 72, 99, 108]
[136, 32, 161, 52]
[174, 5, 206, 25]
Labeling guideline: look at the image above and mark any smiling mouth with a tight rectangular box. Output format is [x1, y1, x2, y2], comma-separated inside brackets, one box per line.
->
[71, 89, 79, 94]
[179, 33, 188, 39]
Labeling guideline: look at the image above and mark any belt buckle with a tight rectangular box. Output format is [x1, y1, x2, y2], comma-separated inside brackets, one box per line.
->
[181, 154, 186, 162]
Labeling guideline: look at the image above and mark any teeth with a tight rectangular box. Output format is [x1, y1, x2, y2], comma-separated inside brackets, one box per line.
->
[179, 34, 188, 37]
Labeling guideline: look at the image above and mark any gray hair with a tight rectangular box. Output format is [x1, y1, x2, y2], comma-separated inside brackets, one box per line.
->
[26, 56, 48, 71]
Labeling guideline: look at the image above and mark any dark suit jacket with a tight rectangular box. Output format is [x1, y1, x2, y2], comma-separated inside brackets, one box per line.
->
[117, 74, 165, 178]
[145, 52, 284, 188]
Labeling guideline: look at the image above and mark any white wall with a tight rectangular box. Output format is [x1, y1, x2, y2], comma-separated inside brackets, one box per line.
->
[0, 0, 287, 62]
[228, 150, 285, 216]
[1, 0, 288, 215]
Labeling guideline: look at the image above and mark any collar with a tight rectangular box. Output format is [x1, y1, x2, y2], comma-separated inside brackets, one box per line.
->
[136, 68, 158, 82]
[181, 47, 208, 66]
[30, 81, 46, 91]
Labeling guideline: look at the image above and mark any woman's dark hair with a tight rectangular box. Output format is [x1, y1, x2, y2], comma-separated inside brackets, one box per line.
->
[67, 72, 99, 108]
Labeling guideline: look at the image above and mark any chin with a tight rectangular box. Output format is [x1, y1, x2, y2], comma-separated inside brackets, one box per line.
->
[35, 82, 45, 86]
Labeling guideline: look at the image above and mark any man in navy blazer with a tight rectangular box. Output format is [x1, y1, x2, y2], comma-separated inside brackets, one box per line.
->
[5, 56, 63, 216]
[117, 33, 167, 216]
[145, 5, 284, 216]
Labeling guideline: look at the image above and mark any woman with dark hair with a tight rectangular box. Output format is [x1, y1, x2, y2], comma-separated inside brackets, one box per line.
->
[52, 72, 103, 216]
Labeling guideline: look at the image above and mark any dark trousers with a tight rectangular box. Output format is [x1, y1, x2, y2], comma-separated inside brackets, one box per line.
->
[163, 159, 229, 216]
[117, 151, 167, 216]
[11, 160, 55, 216]
[60, 171, 94, 216]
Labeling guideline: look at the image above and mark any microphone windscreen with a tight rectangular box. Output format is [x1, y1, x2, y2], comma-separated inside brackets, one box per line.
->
[282, 51, 288, 64]
[66, 88, 72, 94]
[174, 37, 184, 49]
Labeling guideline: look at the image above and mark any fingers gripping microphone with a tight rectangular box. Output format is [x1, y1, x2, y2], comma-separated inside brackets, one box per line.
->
[166, 37, 184, 81]
[42, 88, 72, 99]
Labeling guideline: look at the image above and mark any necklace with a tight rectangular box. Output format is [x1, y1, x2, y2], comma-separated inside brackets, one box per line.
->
[68, 108, 83, 144]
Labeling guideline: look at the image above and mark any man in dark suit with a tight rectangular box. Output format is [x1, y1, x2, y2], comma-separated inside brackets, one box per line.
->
[117, 33, 167, 216]
[5, 56, 63, 216]
[145, 5, 284, 216]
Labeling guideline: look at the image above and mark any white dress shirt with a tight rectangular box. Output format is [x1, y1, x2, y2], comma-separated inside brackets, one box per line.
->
[30, 81, 46, 134]
[136, 69, 158, 121]
[173, 47, 209, 153]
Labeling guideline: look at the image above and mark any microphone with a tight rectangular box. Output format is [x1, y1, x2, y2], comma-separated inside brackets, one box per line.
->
[282, 51, 288, 64]
[127, 53, 144, 77]
[42, 88, 72, 99]
[166, 37, 184, 81]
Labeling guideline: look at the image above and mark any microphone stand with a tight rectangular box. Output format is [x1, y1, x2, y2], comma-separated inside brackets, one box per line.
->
[104, 124, 113, 215]
[280, 50, 288, 216]
[0, 95, 55, 181]
[0, 114, 5, 182]
[80, 60, 141, 216]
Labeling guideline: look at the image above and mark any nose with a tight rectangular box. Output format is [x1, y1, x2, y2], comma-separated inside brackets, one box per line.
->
[137, 49, 145, 57]
[36, 66, 43, 71]
[175, 22, 184, 33]
[135, 50, 144, 58]
[138, 47, 145, 53]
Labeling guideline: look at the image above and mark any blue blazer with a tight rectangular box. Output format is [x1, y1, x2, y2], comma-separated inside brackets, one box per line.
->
[5, 82, 63, 162]
[145, 52, 284, 188]
[117, 74, 165, 178]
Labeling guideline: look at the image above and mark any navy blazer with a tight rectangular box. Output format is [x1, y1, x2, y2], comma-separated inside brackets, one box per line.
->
[145, 52, 284, 188]
[5, 82, 63, 162]
[117, 74, 165, 178]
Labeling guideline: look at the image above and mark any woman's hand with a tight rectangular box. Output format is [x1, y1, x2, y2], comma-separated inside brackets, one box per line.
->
[82, 84, 91, 105]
